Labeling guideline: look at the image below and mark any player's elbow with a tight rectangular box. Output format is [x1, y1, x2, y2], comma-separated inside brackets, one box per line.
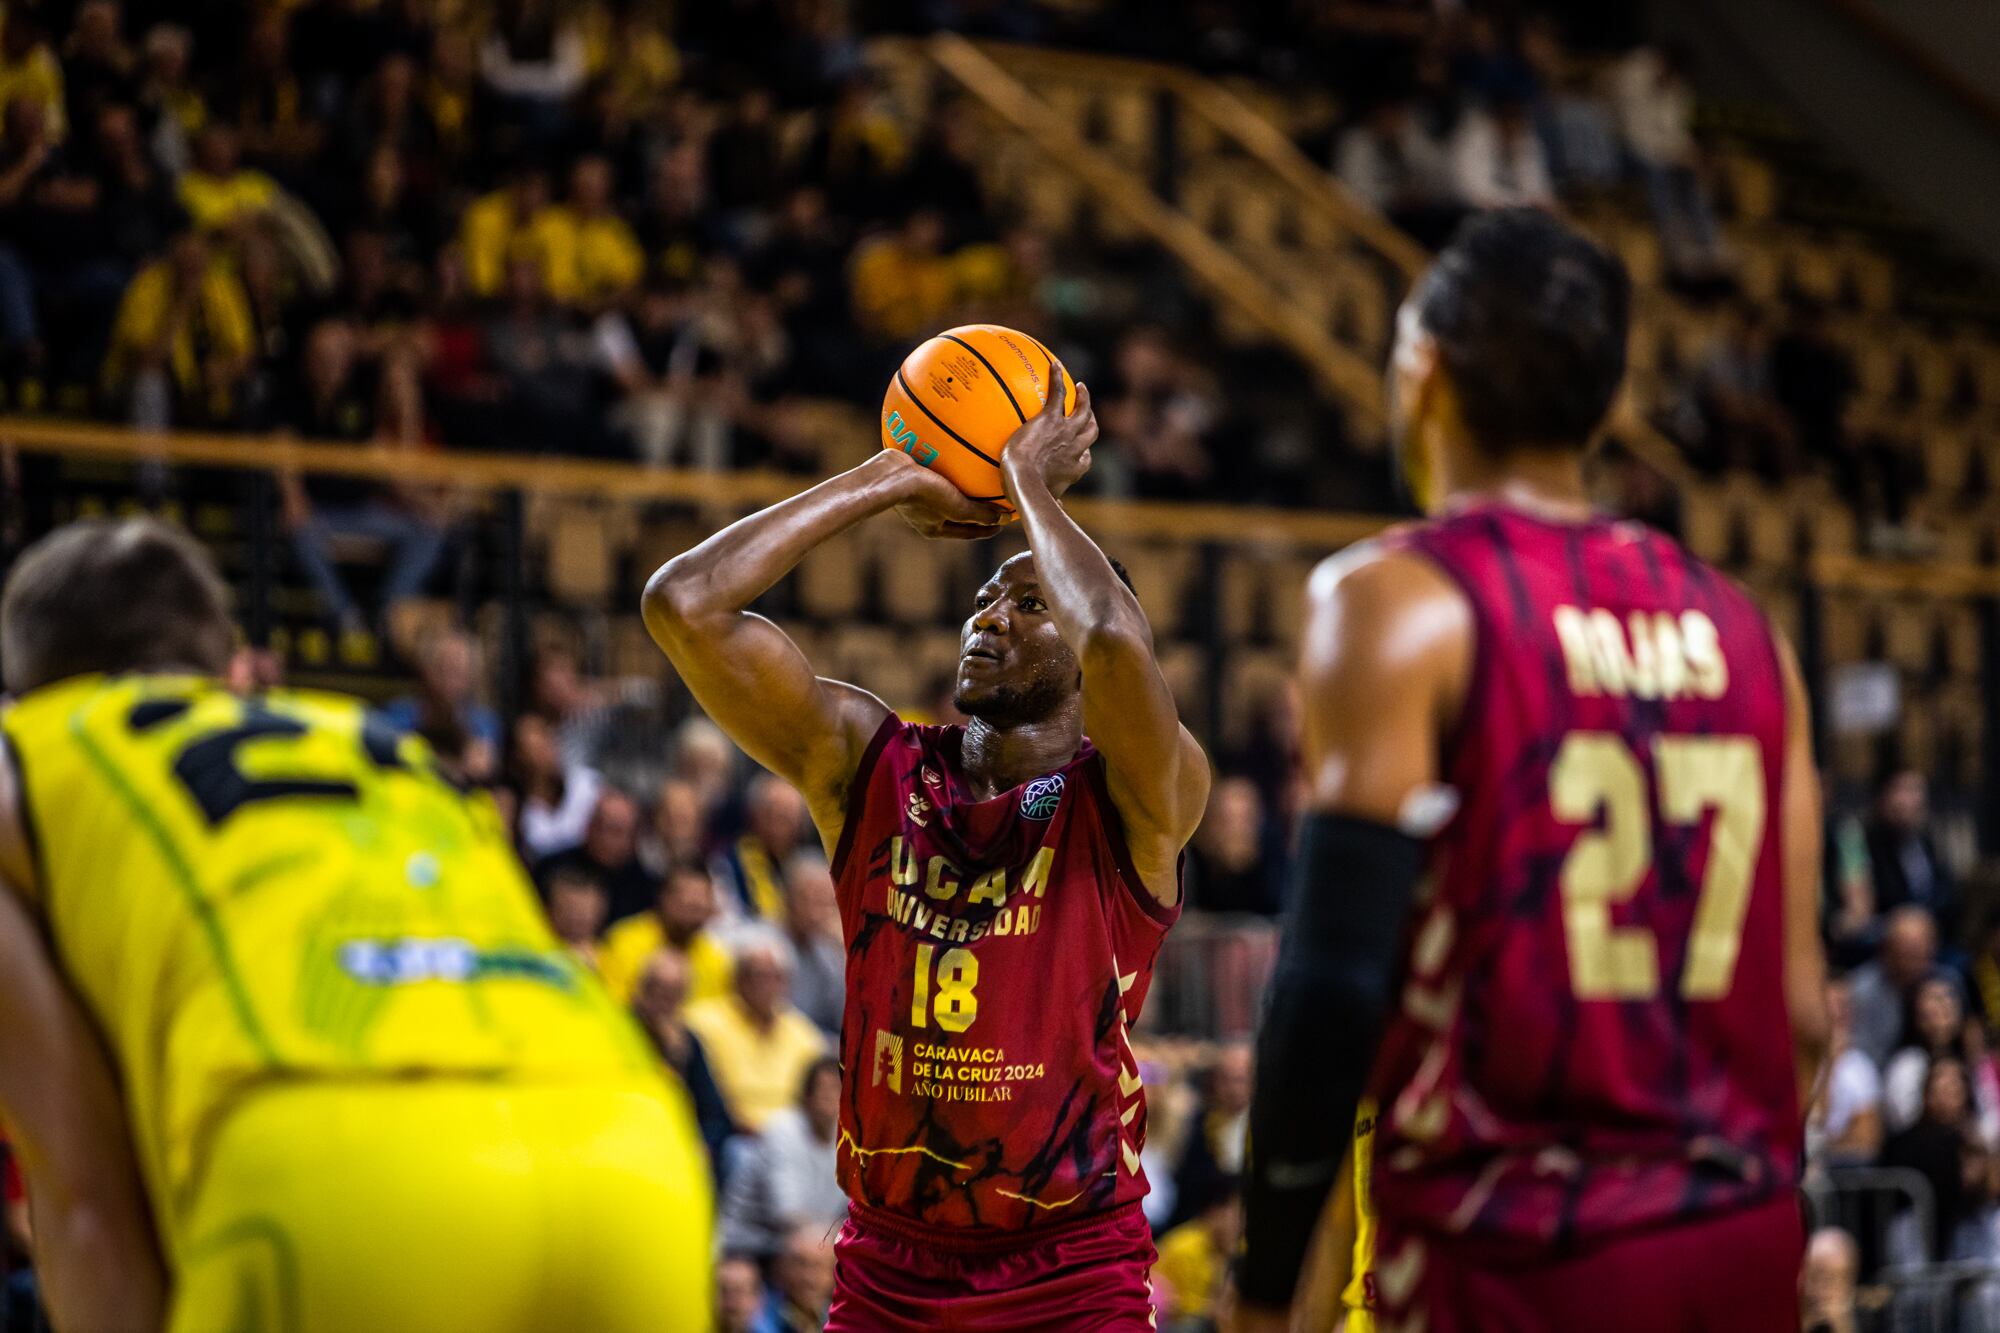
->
[641, 559, 716, 643]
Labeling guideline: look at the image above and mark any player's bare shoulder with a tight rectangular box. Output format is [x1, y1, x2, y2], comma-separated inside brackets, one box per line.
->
[1302, 538, 1475, 691]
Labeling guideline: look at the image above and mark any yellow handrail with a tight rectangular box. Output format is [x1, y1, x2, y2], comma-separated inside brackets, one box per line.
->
[917, 33, 1386, 425]
[8, 417, 1996, 596]
[0, 416, 1385, 549]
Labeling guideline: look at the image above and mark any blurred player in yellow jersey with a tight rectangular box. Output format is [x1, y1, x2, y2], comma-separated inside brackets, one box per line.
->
[0, 519, 711, 1333]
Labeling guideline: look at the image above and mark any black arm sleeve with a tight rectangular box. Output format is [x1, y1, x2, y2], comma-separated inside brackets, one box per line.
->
[1237, 810, 1425, 1309]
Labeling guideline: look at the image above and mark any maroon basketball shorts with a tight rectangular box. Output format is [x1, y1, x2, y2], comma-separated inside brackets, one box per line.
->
[1371, 1193, 1804, 1333]
[827, 1200, 1158, 1332]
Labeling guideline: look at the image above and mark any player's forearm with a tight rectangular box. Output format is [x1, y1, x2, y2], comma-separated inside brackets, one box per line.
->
[644, 453, 912, 636]
[1240, 812, 1422, 1310]
[32, 1192, 166, 1333]
[1003, 462, 1145, 655]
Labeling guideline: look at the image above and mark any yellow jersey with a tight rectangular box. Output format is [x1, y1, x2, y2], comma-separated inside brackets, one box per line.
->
[1344, 1099, 1379, 1329]
[3, 674, 656, 1223]
[595, 913, 733, 1007]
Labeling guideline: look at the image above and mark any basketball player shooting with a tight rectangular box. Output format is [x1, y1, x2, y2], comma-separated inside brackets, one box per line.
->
[1233, 210, 1830, 1333]
[645, 378, 1209, 1328]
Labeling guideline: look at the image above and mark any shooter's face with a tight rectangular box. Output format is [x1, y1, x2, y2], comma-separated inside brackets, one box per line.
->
[954, 553, 1078, 728]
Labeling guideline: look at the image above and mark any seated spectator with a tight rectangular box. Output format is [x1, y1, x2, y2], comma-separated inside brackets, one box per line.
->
[558, 152, 643, 307]
[380, 627, 502, 774]
[780, 853, 843, 1038]
[718, 774, 810, 921]
[1610, 44, 1727, 283]
[1770, 302, 1857, 474]
[460, 162, 570, 299]
[633, 946, 735, 1171]
[1187, 776, 1278, 915]
[529, 644, 613, 769]
[508, 712, 603, 860]
[1849, 906, 1938, 1067]
[1169, 1041, 1251, 1231]
[1868, 769, 1960, 944]
[1882, 973, 2000, 1141]
[134, 23, 203, 177]
[278, 319, 446, 633]
[595, 274, 712, 468]
[635, 141, 714, 288]
[544, 861, 608, 967]
[754, 1224, 837, 1333]
[1095, 326, 1217, 501]
[1881, 1057, 2000, 1264]
[1679, 303, 1795, 480]
[1810, 978, 1884, 1166]
[685, 928, 829, 1133]
[0, 93, 56, 376]
[674, 717, 740, 827]
[230, 9, 321, 177]
[1801, 1227, 1868, 1333]
[848, 210, 958, 343]
[598, 859, 733, 1007]
[1333, 98, 1458, 250]
[59, 3, 133, 139]
[478, 0, 586, 150]
[639, 775, 710, 878]
[1447, 95, 1554, 211]
[177, 123, 278, 236]
[483, 255, 601, 453]
[707, 86, 785, 247]
[716, 1255, 770, 1333]
[720, 1057, 845, 1259]
[344, 51, 437, 179]
[539, 787, 660, 924]
[0, 12, 65, 143]
[102, 227, 254, 428]
[1154, 1190, 1241, 1333]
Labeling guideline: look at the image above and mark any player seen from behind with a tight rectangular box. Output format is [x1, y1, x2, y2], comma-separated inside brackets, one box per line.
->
[1235, 209, 1829, 1333]
[0, 520, 712, 1333]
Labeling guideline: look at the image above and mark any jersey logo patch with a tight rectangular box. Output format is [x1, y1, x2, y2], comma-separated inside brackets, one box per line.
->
[906, 791, 933, 827]
[1020, 773, 1065, 819]
[922, 766, 942, 788]
[872, 1029, 904, 1093]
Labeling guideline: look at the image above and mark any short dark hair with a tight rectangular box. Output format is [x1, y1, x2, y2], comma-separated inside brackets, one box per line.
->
[2, 518, 235, 695]
[1413, 208, 1631, 453]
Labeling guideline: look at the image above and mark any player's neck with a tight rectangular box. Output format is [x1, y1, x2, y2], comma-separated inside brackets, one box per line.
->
[959, 709, 1084, 801]
[1438, 443, 1592, 522]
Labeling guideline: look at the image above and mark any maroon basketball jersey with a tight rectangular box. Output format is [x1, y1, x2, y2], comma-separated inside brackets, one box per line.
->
[829, 717, 1177, 1235]
[1369, 503, 1799, 1252]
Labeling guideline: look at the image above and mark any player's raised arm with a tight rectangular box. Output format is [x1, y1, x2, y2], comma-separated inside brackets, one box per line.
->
[644, 451, 1006, 845]
[1000, 380, 1208, 903]
[1235, 544, 1472, 1322]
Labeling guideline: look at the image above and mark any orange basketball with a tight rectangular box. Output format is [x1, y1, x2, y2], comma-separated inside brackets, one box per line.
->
[880, 324, 1076, 510]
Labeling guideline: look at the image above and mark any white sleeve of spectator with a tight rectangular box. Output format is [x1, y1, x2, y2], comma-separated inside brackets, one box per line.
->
[1882, 1049, 1925, 1134]
[594, 312, 642, 376]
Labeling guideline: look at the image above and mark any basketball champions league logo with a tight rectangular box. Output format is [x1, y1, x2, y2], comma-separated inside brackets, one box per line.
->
[1019, 773, 1065, 819]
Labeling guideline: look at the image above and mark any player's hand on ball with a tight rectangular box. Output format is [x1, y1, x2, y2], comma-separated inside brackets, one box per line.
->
[1000, 377, 1097, 500]
[882, 451, 1010, 540]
